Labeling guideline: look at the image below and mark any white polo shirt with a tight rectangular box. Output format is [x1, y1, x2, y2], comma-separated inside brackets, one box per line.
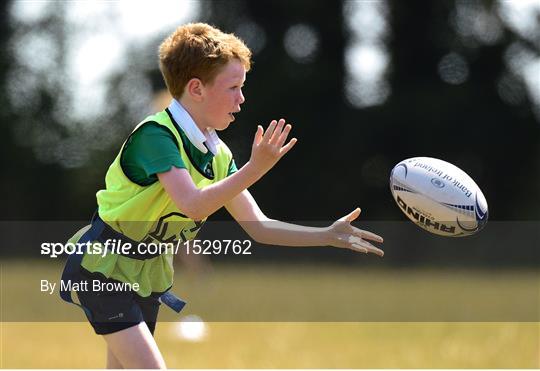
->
[168, 99, 221, 155]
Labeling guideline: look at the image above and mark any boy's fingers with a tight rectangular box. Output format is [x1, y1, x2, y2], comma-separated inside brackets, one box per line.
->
[279, 138, 297, 156]
[352, 227, 384, 243]
[351, 244, 368, 254]
[350, 237, 384, 256]
[262, 120, 278, 142]
[269, 119, 286, 144]
[354, 244, 384, 256]
[339, 208, 361, 222]
[364, 244, 384, 256]
[253, 125, 264, 146]
[276, 124, 292, 147]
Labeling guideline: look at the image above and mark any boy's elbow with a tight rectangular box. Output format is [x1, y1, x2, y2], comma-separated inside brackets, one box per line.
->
[247, 230, 262, 244]
[242, 223, 269, 245]
[251, 233, 274, 246]
[181, 206, 207, 222]
[173, 191, 207, 221]
[190, 212, 208, 222]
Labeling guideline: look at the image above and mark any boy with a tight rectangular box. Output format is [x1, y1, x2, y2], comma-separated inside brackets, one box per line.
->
[61, 23, 384, 369]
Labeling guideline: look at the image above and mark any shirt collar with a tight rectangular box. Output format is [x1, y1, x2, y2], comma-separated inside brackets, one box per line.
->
[167, 99, 220, 155]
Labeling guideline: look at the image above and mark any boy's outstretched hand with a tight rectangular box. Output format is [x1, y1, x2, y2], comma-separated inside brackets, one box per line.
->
[248, 119, 297, 175]
[241, 121, 382, 256]
[326, 208, 384, 256]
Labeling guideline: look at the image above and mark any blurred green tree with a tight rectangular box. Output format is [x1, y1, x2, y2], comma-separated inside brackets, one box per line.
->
[1, 0, 538, 223]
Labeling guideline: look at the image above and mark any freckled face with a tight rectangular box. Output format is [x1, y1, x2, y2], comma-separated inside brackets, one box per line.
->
[200, 59, 246, 131]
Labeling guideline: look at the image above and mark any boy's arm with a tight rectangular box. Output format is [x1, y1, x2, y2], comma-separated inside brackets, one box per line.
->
[158, 119, 296, 221]
[225, 190, 384, 256]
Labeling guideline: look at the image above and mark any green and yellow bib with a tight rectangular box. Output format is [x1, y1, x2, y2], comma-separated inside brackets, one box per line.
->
[73, 108, 234, 296]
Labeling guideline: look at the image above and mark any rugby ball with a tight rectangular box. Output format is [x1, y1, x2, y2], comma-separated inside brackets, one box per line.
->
[389, 157, 488, 237]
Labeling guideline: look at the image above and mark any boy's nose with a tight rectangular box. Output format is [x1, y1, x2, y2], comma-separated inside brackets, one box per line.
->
[238, 90, 245, 104]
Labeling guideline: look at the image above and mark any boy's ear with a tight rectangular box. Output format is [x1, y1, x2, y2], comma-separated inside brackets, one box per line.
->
[186, 78, 204, 101]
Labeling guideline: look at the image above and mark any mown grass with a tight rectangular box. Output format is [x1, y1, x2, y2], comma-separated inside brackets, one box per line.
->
[1, 260, 538, 368]
[2, 322, 538, 368]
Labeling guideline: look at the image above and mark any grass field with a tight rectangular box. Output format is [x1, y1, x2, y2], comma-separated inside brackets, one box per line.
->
[1, 322, 538, 368]
[1, 260, 539, 368]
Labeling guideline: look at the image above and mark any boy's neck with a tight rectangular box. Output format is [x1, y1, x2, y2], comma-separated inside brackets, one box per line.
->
[177, 97, 208, 133]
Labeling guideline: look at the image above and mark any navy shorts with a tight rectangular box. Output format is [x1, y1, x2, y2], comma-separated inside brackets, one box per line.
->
[76, 269, 161, 336]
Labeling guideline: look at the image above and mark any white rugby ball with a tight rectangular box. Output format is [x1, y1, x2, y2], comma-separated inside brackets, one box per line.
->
[389, 157, 488, 237]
